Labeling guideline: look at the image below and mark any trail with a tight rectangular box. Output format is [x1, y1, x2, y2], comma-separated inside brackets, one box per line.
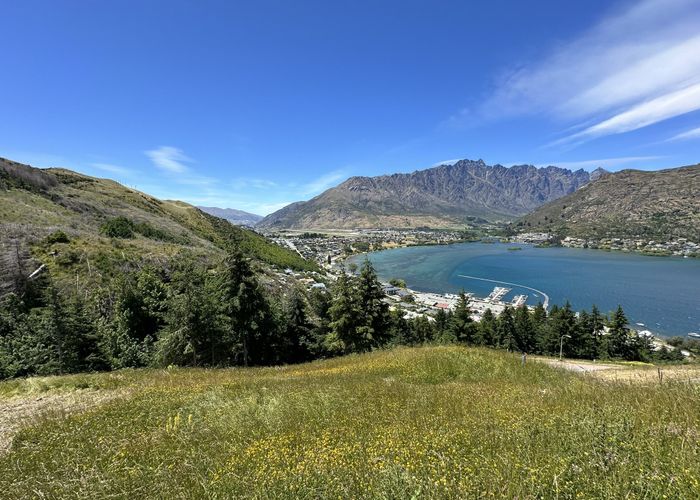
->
[457, 274, 549, 309]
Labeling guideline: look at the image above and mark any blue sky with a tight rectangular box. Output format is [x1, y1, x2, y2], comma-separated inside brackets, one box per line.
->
[2, 0, 700, 215]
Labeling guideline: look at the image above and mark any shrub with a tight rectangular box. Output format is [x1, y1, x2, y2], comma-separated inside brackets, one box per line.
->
[100, 217, 134, 238]
[45, 230, 70, 244]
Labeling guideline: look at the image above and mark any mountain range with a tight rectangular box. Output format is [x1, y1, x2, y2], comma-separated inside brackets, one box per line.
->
[197, 206, 263, 226]
[258, 160, 592, 229]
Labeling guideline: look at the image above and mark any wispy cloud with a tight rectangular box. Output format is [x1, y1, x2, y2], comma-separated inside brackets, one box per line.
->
[231, 178, 279, 190]
[479, 0, 700, 144]
[667, 125, 700, 141]
[145, 146, 192, 173]
[91, 162, 135, 177]
[431, 158, 463, 167]
[536, 156, 665, 171]
[299, 170, 347, 196]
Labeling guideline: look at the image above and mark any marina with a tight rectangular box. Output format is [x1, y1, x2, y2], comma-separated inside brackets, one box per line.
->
[351, 241, 700, 337]
[384, 284, 536, 321]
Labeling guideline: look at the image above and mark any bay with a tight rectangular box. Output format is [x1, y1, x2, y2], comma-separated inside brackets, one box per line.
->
[350, 242, 700, 337]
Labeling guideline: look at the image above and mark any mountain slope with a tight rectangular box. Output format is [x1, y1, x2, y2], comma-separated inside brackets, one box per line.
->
[259, 160, 591, 229]
[197, 206, 263, 226]
[0, 157, 317, 290]
[517, 164, 700, 241]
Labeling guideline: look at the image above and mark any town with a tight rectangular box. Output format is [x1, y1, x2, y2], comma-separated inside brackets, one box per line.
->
[512, 232, 700, 257]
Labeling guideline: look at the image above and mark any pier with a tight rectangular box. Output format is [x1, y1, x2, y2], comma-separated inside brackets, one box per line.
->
[457, 274, 550, 309]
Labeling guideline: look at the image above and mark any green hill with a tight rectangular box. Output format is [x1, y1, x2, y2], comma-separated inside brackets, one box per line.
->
[1, 346, 698, 498]
[0, 157, 317, 289]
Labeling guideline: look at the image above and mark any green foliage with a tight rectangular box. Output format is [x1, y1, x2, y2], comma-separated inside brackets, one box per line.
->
[99, 216, 134, 238]
[44, 230, 70, 244]
[449, 292, 476, 343]
[389, 278, 406, 288]
[327, 261, 391, 354]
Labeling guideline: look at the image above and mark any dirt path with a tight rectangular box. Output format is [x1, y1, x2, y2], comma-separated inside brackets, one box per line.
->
[542, 359, 619, 373]
[0, 389, 127, 454]
[538, 357, 700, 383]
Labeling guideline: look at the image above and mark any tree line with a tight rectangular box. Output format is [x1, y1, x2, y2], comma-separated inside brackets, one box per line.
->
[0, 255, 690, 379]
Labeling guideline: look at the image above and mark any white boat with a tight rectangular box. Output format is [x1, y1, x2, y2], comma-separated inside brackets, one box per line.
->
[636, 322, 645, 327]
[688, 332, 700, 338]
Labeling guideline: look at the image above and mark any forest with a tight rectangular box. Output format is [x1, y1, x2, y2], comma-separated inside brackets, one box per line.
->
[2, 246, 693, 380]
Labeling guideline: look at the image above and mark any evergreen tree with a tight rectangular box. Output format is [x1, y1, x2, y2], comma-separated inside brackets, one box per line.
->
[496, 307, 517, 351]
[536, 304, 561, 355]
[547, 302, 578, 358]
[433, 309, 453, 343]
[475, 308, 497, 346]
[530, 303, 548, 354]
[327, 273, 361, 354]
[354, 260, 391, 350]
[155, 259, 217, 367]
[307, 287, 332, 357]
[281, 289, 313, 363]
[449, 292, 476, 343]
[514, 305, 535, 353]
[410, 315, 436, 345]
[216, 252, 272, 366]
[589, 305, 605, 359]
[607, 305, 631, 359]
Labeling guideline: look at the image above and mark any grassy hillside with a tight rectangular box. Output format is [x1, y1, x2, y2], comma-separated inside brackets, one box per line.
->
[517, 165, 700, 241]
[0, 157, 317, 282]
[1, 346, 698, 498]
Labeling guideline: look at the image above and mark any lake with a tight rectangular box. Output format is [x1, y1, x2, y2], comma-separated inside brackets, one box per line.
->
[350, 242, 700, 337]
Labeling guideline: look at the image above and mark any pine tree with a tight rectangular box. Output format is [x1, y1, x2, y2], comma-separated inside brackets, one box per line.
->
[354, 260, 391, 350]
[327, 273, 361, 354]
[156, 258, 217, 367]
[531, 303, 549, 354]
[607, 305, 630, 359]
[589, 305, 605, 359]
[497, 306, 517, 351]
[410, 315, 436, 345]
[475, 308, 497, 346]
[282, 289, 313, 363]
[216, 252, 271, 366]
[514, 305, 534, 353]
[449, 292, 476, 344]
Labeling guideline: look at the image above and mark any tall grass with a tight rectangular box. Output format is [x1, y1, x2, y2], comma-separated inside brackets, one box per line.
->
[1, 346, 698, 498]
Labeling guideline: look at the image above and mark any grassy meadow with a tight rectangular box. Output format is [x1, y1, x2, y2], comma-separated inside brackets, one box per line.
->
[1, 346, 699, 498]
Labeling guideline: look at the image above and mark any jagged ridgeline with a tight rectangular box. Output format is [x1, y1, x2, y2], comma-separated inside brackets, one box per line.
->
[258, 160, 591, 229]
[0, 157, 317, 290]
[517, 164, 700, 241]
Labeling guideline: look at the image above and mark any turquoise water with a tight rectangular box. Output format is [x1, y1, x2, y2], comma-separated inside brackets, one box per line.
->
[350, 243, 700, 337]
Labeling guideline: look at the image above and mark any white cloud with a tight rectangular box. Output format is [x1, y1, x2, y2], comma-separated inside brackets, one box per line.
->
[145, 146, 191, 173]
[231, 178, 279, 190]
[300, 170, 347, 196]
[667, 125, 700, 141]
[431, 158, 463, 167]
[558, 82, 700, 145]
[480, 0, 700, 144]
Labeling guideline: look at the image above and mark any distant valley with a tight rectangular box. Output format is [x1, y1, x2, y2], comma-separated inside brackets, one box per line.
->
[197, 206, 263, 226]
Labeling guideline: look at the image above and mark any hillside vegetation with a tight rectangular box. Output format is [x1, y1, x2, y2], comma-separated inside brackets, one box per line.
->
[1, 346, 699, 498]
[0, 157, 316, 285]
[518, 164, 700, 241]
[259, 160, 590, 229]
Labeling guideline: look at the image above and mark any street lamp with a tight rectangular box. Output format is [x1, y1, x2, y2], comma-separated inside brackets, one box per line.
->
[559, 334, 571, 362]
